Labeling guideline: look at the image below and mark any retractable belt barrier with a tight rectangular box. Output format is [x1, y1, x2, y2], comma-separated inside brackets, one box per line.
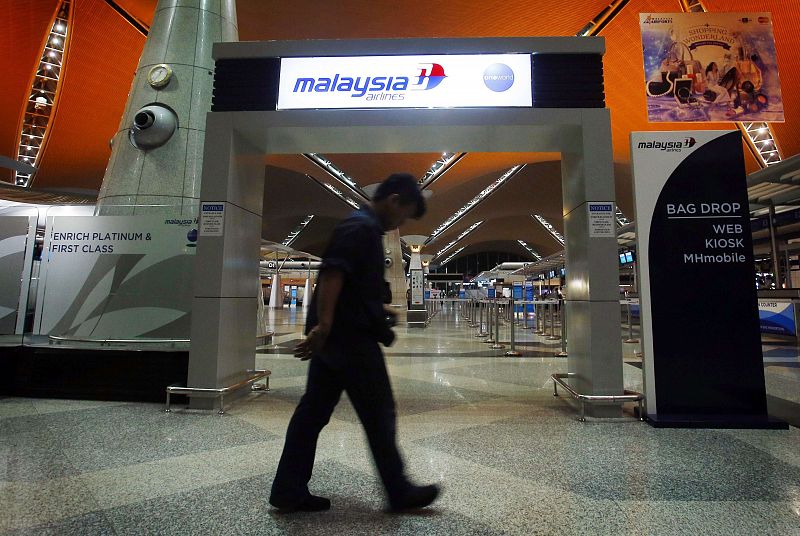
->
[438, 298, 562, 356]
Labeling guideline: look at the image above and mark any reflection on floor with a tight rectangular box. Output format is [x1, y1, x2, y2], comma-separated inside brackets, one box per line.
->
[1, 305, 799, 535]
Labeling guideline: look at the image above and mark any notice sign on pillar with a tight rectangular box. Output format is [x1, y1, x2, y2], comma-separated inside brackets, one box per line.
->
[631, 130, 781, 428]
[588, 202, 615, 237]
[200, 202, 225, 236]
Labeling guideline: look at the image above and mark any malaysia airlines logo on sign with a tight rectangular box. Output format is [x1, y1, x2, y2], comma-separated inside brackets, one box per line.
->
[277, 54, 532, 110]
[415, 63, 447, 91]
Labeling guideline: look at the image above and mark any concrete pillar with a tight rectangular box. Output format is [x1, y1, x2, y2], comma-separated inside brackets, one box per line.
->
[410, 249, 422, 271]
[561, 109, 623, 418]
[188, 119, 263, 403]
[96, 0, 238, 216]
[303, 276, 313, 309]
[383, 229, 407, 322]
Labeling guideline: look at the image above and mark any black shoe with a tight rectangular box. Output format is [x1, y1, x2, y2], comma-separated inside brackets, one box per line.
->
[270, 494, 331, 512]
[388, 484, 440, 512]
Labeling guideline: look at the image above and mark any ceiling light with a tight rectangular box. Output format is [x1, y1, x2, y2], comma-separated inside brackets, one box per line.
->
[427, 165, 524, 243]
[49, 51, 56, 58]
[440, 246, 466, 266]
[517, 240, 542, 261]
[52, 38, 60, 45]
[55, 24, 64, 32]
[434, 221, 483, 258]
[532, 214, 565, 245]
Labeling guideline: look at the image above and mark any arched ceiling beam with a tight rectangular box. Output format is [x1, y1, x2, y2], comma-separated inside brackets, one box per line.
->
[104, 1, 149, 36]
[13, 0, 73, 188]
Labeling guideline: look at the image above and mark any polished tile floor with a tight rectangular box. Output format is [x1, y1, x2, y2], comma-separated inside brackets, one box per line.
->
[2, 305, 799, 535]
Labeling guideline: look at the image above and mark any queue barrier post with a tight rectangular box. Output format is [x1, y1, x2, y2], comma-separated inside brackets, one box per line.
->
[624, 300, 640, 343]
[476, 299, 489, 337]
[535, 302, 544, 335]
[546, 301, 560, 341]
[490, 297, 505, 350]
[505, 297, 521, 357]
[484, 300, 496, 343]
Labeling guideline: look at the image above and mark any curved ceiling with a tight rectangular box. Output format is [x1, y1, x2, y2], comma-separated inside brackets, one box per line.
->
[1, 0, 797, 268]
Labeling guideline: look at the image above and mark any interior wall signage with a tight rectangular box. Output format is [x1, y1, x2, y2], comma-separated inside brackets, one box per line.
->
[34, 216, 197, 339]
[631, 130, 780, 428]
[758, 299, 797, 337]
[588, 202, 616, 237]
[640, 12, 783, 122]
[277, 54, 532, 110]
[410, 269, 424, 306]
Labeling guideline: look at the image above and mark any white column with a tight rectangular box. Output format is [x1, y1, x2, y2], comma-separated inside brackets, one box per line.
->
[561, 109, 624, 418]
[303, 276, 313, 309]
[269, 273, 282, 309]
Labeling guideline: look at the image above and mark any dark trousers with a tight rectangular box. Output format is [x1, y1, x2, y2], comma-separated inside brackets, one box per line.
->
[270, 341, 408, 504]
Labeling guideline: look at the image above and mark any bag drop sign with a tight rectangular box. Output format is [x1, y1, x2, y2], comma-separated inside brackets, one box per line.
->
[588, 202, 615, 237]
[630, 130, 770, 426]
[200, 202, 225, 236]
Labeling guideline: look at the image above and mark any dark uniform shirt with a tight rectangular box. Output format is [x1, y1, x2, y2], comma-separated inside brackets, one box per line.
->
[305, 207, 395, 358]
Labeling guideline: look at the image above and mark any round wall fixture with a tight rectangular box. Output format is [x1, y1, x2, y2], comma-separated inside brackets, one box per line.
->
[147, 64, 173, 89]
[129, 104, 177, 150]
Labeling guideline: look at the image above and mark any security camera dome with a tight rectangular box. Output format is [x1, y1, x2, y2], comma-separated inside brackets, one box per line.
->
[129, 104, 177, 150]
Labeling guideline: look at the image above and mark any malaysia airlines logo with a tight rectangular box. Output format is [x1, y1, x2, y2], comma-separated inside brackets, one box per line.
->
[637, 137, 697, 152]
[291, 62, 448, 100]
[413, 63, 447, 90]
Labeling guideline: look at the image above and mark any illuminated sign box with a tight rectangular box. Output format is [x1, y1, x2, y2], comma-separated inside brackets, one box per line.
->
[277, 54, 532, 110]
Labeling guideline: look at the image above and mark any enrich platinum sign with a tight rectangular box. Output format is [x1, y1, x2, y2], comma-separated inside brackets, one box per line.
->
[277, 54, 532, 110]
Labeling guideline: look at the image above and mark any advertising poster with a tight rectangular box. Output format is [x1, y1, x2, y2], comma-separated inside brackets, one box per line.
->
[640, 12, 783, 122]
[758, 299, 797, 336]
[35, 216, 198, 339]
[631, 130, 772, 426]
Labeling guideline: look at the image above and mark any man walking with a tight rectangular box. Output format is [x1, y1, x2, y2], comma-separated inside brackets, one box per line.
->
[270, 173, 440, 513]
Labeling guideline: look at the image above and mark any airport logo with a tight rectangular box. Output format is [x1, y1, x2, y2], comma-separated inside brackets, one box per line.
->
[637, 137, 696, 152]
[483, 63, 515, 92]
[642, 15, 673, 24]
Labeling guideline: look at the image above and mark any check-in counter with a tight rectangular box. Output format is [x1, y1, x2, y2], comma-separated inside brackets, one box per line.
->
[757, 290, 800, 338]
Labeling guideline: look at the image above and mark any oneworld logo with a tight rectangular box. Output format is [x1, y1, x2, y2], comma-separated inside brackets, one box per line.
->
[637, 137, 696, 152]
[483, 63, 515, 92]
[291, 63, 448, 100]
